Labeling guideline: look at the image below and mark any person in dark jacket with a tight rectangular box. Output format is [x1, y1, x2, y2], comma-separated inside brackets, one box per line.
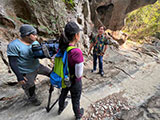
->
[7, 24, 51, 106]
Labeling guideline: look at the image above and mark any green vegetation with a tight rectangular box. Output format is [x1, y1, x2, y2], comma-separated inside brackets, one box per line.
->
[16, 17, 53, 35]
[63, 0, 75, 9]
[39, 25, 58, 35]
[31, 0, 37, 4]
[16, 17, 37, 28]
[16, 17, 30, 24]
[123, 1, 160, 42]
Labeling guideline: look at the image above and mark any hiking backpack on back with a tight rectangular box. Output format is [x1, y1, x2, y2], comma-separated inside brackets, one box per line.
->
[50, 46, 76, 88]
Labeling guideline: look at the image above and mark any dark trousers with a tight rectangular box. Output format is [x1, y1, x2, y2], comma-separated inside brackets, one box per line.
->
[22, 64, 51, 98]
[59, 80, 82, 118]
[93, 54, 103, 72]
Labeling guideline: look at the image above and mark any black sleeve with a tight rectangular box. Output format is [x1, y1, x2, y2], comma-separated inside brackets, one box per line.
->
[8, 56, 24, 81]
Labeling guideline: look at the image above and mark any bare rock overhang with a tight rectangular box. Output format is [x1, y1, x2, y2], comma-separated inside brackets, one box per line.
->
[89, 0, 157, 30]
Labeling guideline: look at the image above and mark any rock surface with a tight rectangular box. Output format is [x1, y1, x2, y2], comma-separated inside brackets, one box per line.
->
[0, 40, 160, 120]
[0, 0, 157, 64]
[90, 0, 157, 30]
[0, 0, 160, 120]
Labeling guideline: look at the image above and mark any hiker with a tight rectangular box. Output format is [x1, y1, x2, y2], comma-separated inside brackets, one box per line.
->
[7, 24, 51, 106]
[88, 26, 110, 76]
[57, 21, 84, 120]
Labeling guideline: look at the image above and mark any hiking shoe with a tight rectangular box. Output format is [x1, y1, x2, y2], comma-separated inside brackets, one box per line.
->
[75, 108, 84, 120]
[29, 98, 41, 106]
[58, 101, 68, 115]
[100, 72, 104, 77]
[91, 70, 96, 73]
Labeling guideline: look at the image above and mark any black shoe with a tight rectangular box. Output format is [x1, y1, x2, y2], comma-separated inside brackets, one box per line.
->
[29, 97, 41, 106]
[58, 101, 68, 115]
[101, 72, 104, 77]
[75, 108, 84, 120]
[91, 70, 96, 73]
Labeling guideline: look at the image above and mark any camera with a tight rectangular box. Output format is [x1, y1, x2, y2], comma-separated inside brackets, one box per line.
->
[32, 39, 59, 59]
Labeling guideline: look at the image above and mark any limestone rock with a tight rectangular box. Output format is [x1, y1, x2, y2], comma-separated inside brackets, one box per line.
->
[89, 0, 157, 30]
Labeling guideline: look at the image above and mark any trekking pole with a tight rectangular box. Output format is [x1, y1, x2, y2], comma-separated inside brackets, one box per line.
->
[47, 97, 59, 112]
[46, 84, 54, 112]
[46, 85, 60, 113]
[48, 89, 72, 112]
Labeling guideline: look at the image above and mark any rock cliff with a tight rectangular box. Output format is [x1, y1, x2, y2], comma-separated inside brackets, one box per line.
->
[0, 0, 157, 68]
[89, 0, 157, 30]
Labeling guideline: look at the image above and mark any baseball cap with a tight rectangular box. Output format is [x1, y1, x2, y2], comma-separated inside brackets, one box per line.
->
[19, 24, 37, 37]
[65, 21, 82, 35]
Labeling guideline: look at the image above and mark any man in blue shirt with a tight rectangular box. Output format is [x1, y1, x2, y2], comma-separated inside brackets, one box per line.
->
[7, 24, 51, 106]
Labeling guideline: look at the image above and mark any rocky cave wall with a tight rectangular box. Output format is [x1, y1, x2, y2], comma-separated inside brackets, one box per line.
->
[0, 0, 157, 69]
[89, 0, 157, 31]
[0, 0, 157, 40]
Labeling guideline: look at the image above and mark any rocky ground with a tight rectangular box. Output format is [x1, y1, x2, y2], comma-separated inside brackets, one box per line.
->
[0, 40, 160, 120]
[0, 0, 159, 120]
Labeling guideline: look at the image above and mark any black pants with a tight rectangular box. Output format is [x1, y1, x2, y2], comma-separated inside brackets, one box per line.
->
[59, 80, 82, 118]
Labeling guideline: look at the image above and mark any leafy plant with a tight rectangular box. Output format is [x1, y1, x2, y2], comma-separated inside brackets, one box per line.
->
[40, 25, 56, 35]
[16, 17, 37, 28]
[63, 0, 75, 10]
[16, 17, 31, 24]
[31, 0, 37, 4]
[123, 1, 160, 42]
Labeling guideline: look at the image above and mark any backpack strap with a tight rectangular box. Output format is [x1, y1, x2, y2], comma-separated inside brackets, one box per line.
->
[63, 46, 77, 76]
[66, 46, 77, 79]
[66, 46, 77, 52]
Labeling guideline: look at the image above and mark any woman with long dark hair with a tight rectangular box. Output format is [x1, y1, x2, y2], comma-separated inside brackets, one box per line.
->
[58, 21, 84, 120]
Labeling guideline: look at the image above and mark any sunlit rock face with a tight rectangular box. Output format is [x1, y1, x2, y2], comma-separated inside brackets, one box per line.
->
[89, 0, 157, 31]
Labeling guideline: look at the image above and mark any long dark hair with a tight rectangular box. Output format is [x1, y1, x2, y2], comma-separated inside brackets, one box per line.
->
[59, 31, 75, 54]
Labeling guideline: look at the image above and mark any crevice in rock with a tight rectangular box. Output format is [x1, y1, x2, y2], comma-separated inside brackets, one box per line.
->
[89, 0, 92, 3]
[0, 50, 11, 73]
[0, 17, 15, 29]
[0, 5, 15, 29]
[96, 4, 114, 16]
[0, 95, 18, 101]
[77, 17, 82, 25]
[82, 1, 89, 19]
[5, 82, 18, 86]
[96, 3, 114, 28]
[12, 0, 38, 25]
